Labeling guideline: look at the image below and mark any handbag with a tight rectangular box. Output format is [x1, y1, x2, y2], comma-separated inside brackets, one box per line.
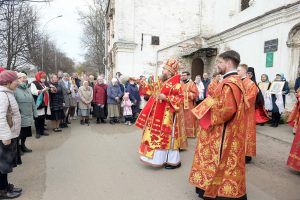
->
[36, 93, 44, 108]
[4, 93, 13, 128]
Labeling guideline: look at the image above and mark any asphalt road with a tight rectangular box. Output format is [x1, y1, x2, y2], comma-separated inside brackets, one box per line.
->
[9, 121, 300, 200]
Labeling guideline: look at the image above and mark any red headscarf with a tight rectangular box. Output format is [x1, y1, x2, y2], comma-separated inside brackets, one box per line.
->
[0, 67, 5, 74]
[35, 71, 47, 82]
[35, 71, 49, 106]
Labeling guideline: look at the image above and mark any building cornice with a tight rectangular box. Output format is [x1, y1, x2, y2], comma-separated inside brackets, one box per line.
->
[207, 1, 300, 47]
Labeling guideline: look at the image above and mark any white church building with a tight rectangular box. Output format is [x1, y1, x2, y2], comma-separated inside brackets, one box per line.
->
[105, 0, 300, 89]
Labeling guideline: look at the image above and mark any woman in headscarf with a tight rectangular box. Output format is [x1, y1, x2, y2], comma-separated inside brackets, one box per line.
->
[194, 75, 205, 104]
[30, 71, 51, 138]
[0, 70, 23, 199]
[107, 78, 123, 124]
[78, 81, 93, 125]
[269, 74, 287, 127]
[258, 74, 271, 92]
[125, 77, 141, 123]
[247, 68, 269, 125]
[14, 73, 37, 153]
[280, 73, 290, 107]
[48, 74, 65, 132]
[69, 77, 78, 120]
[93, 75, 108, 124]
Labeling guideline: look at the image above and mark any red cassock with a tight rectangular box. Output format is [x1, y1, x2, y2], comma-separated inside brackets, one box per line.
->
[189, 75, 247, 199]
[181, 80, 199, 138]
[207, 79, 219, 97]
[287, 123, 300, 172]
[242, 78, 258, 157]
[255, 107, 270, 124]
[287, 91, 300, 171]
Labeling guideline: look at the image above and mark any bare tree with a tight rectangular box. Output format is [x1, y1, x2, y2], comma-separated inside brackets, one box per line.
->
[0, 1, 40, 69]
[39, 36, 74, 74]
[79, 0, 107, 74]
[0, 0, 74, 74]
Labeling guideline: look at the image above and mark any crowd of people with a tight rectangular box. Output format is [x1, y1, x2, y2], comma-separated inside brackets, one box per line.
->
[0, 51, 299, 199]
[0, 68, 153, 199]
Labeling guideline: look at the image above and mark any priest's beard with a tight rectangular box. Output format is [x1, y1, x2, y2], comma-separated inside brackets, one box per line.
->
[161, 74, 169, 82]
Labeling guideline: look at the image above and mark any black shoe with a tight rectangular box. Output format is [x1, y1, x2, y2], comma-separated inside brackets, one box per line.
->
[59, 123, 68, 128]
[7, 184, 22, 193]
[101, 120, 106, 124]
[109, 120, 115, 125]
[35, 134, 41, 139]
[245, 156, 252, 164]
[270, 123, 276, 127]
[21, 145, 32, 153]
[42, 133, 49, 136]
[113, 118, 119, 123]
[165, 163, 181, 170]
[66, 121, 71, 125]
[96, 120, 100, 124]
[19, 150, 24, 156]
[80, 120, 85, 125]
[0, 189, 21, 199]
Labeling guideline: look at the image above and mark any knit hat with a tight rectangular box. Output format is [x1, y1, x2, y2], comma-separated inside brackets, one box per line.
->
[17, 72, 27, 79]
[0, 70, 18, 85]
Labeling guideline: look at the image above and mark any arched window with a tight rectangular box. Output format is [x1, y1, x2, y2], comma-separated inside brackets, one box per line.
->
[241, 0, 250, 11]
[287, 23, 300, 82]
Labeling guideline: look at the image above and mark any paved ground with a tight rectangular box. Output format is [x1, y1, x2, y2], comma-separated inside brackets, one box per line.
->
[9, 121, 300, 200]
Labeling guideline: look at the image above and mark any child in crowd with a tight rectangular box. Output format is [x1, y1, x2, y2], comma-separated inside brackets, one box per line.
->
[121, 92, 133, 126]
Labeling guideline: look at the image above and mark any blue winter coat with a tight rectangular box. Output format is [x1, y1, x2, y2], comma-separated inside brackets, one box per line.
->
[107, 84, 123, 104]
[126, 83, 141, 114]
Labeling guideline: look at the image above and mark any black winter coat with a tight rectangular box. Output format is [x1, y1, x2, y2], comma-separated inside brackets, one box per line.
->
[49, 82, 64, 111]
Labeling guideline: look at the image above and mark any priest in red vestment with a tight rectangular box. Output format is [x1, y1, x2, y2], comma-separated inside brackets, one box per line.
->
[180, 71, 199, 138]
[237, 64, 258, 164]
[189, 50, 248, 200]
[136, 59, 184, 169]
[287, 89, 300, 171]
[207, 72, 222, 97]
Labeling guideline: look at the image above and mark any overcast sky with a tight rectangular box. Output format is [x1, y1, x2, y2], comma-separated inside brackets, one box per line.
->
[31, 0, 93, 64]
